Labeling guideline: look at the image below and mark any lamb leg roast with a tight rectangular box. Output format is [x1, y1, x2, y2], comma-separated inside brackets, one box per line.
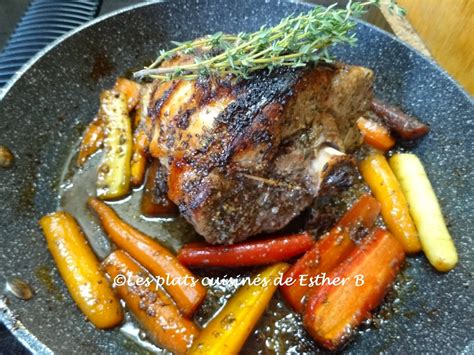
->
[146, 60, 373, 244]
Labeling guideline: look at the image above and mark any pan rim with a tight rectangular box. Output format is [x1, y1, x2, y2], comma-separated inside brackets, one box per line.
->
[1, 1, 472, 103]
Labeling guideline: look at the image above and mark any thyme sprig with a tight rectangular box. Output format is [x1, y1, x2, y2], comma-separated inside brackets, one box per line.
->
[134, 0, 403, 81]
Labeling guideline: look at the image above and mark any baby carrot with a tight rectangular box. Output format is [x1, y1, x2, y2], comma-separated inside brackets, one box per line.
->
[304, 228, 405, 350]
[357, 117, 395, 151]
[39, 211, 123, 329]
[88, 198, 206, 317]
[359, 153, 421, 253]
[390, 153, 458, 271]
[103, 250, 199, 354]
[188, 263, 289, 354]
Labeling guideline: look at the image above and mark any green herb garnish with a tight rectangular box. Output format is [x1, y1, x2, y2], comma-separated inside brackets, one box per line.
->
[134, 0, 404, 81]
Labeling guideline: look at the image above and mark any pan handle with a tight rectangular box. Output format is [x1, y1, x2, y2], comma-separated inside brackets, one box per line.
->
[0, 0, 102, 90]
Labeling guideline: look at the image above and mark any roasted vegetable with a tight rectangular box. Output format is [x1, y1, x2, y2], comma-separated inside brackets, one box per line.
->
[77, 116, 104, 167]
[177, 233, 313, 268]
[188, 263, 289, 354]
[280, 194, 380, 313]
[359, 153, 421, 254]
[88, 198, 206, 317]
[371, 99, 429, 140]
[96, 90, 133, 200]
[357, 117, 395, 151]
[141, 159, 179, 217]
[77, 79, 141, 168]
[390, 153, 458, 271]
[39, 211, 123, 329]
[130, 84, 154, 186]
[113, 77, 141, 111]
[303, 228, 405, 350]
[103, 250, 199, 354]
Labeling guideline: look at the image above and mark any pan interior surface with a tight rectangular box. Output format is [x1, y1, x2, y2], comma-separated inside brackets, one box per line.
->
[0, 0, 472, 353]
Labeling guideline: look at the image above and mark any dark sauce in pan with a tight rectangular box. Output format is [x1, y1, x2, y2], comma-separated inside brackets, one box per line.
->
[57, 139, 411, 354]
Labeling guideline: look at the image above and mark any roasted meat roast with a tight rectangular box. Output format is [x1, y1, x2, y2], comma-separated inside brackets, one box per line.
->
[146, 55, 373, 244]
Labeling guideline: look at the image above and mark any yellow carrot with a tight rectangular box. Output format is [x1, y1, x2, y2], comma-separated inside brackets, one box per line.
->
[188, 263, 289, 355]
[96, 90, 133, 200]
[359, 153, 421, 254]
[390, 153, 458, 271]
[39, 212, 123, 329]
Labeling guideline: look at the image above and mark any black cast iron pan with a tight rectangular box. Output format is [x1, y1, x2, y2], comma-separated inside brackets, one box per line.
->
[0, 0, 473, 353]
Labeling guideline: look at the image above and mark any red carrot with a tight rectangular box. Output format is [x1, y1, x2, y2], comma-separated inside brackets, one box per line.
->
[177, 233, 314, 267]
[280, 194, 380, 313]
[371, 98, 429, 140]
[303, 228, 405, 350]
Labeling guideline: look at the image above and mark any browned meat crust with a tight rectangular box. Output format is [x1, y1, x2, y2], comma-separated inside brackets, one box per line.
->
[148, 62, 373, 244]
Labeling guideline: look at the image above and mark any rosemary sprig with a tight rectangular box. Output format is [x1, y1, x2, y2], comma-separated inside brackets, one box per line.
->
[134, 0, 403, 81]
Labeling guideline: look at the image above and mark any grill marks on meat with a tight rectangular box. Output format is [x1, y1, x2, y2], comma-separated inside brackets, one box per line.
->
[148, 61, 373, 244]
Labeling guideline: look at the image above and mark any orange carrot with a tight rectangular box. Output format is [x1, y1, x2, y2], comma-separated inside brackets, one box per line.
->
[77, 116, 104, 167]
[103, 250, 199, 354]
[141, 159, 179, 217]
[39, 212, 123, 329]
[114, 78, 141, 111]
[359, 154, 421, 253]
[303, 228, 405, 350]
[280, 194, 380, 313]
[130, 130, 149, 186]
[357, 117, 395, 151]
[88, 198, 206, 317]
